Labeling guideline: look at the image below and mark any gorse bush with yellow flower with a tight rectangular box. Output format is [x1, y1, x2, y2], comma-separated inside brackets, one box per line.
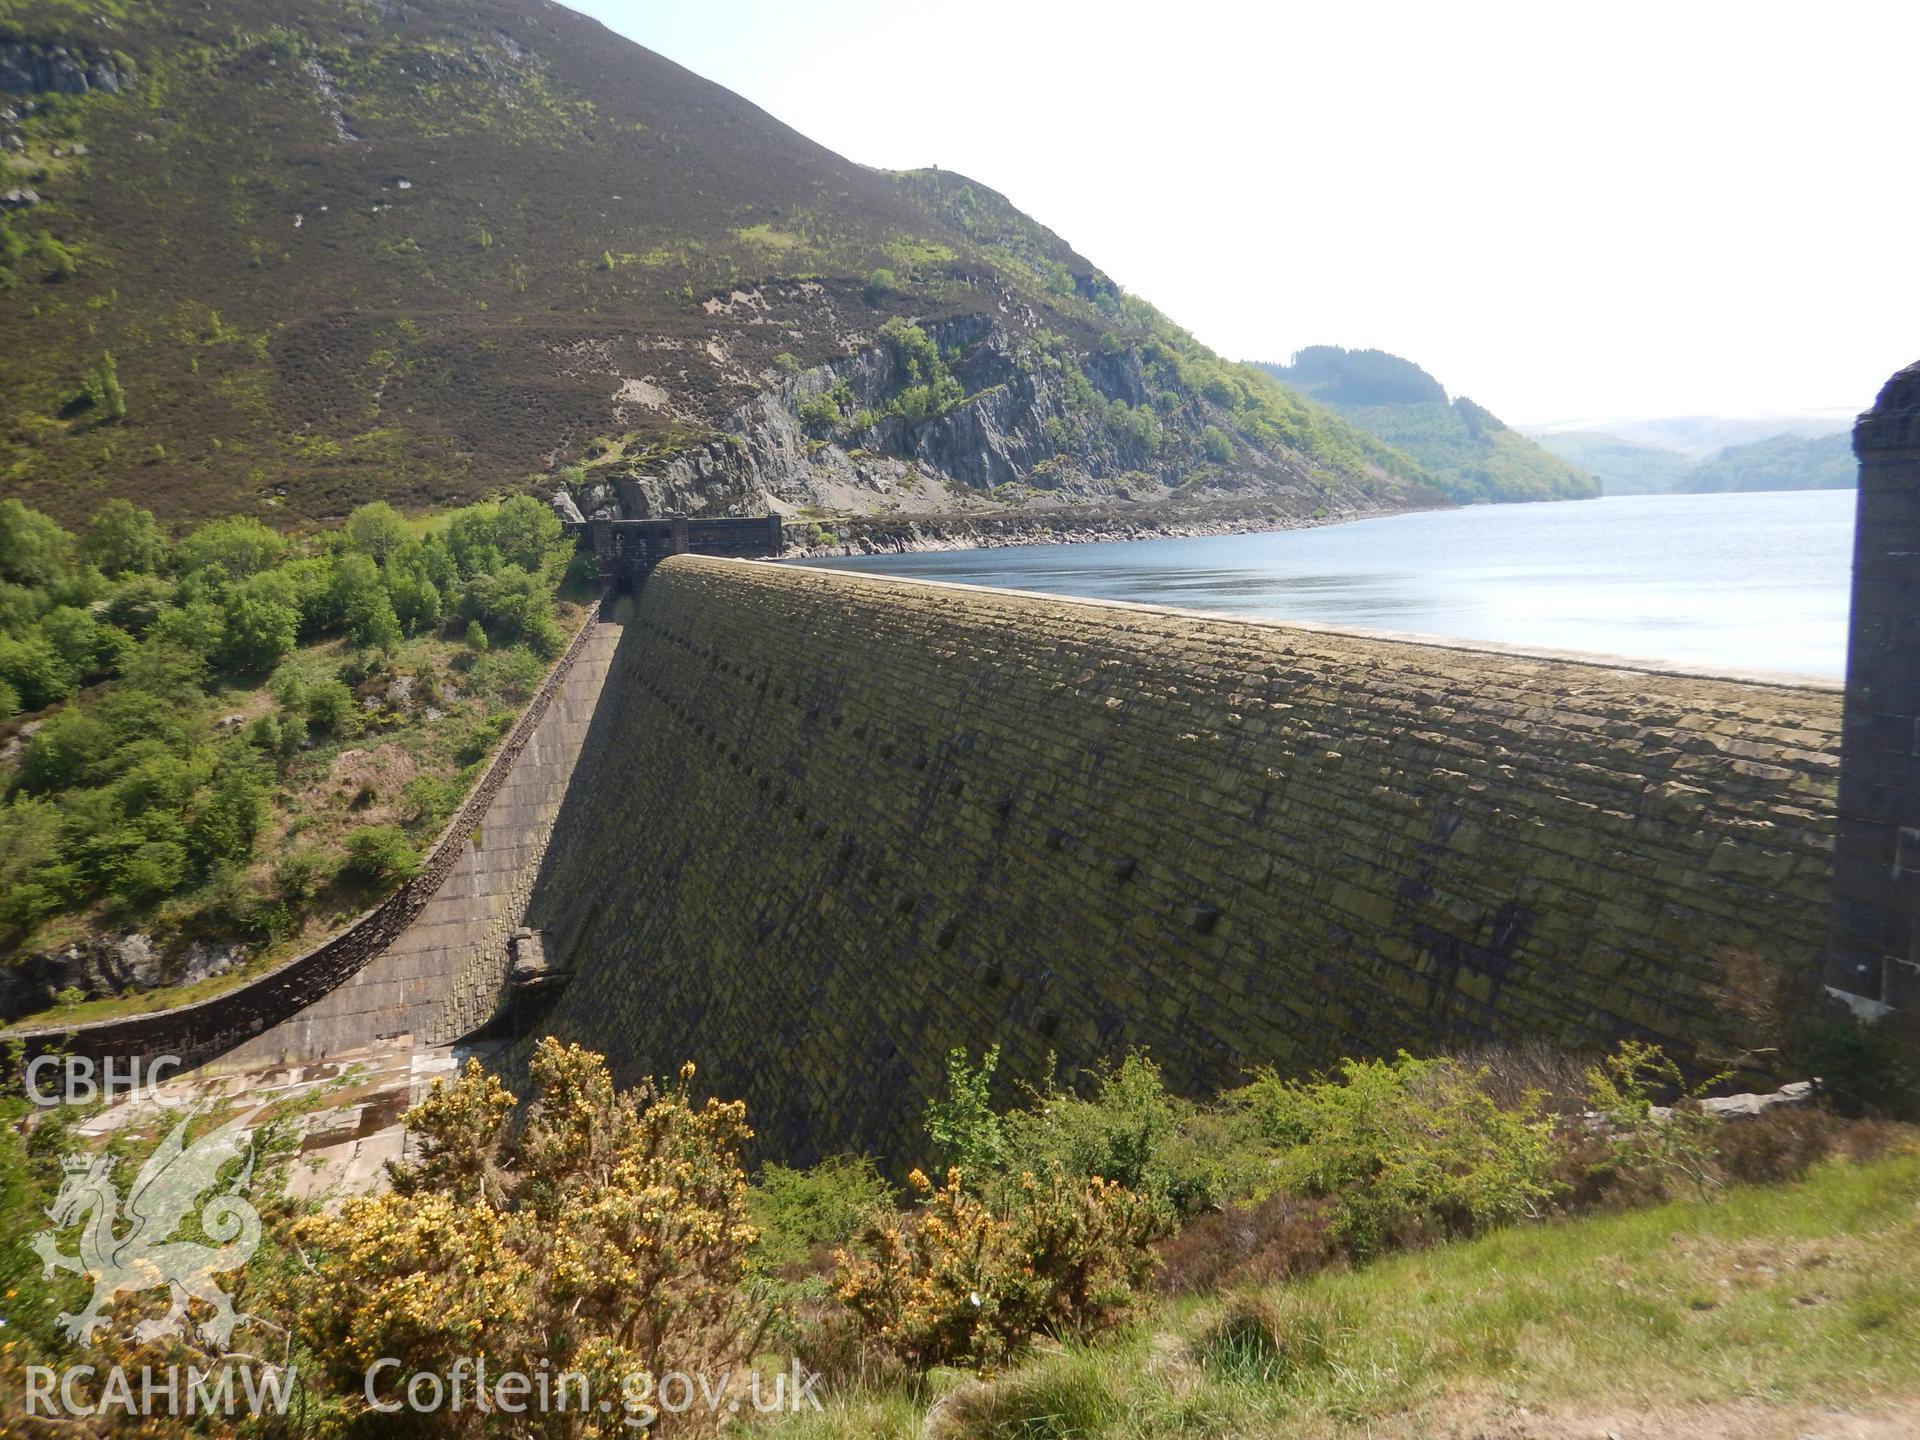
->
[832, 1163, 1164, 1370]
[281, 1039, 768, 1437]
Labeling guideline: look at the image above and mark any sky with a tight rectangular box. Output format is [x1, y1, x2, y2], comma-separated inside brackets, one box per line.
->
[566, 0, 1917, 425]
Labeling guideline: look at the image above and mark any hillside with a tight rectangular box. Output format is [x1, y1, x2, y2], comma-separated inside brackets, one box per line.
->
[1529, 411, 1854, 461]
[1254, 347, 1599, 504]
[0, 0, 1436, 534]
[1533, 428, 1857, 494]
[1529, 429, 1696, 494]
[1671, 430, 1856, 493]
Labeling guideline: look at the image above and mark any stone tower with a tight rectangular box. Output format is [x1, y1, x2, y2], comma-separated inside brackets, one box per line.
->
[1830, 360, 1920, 1029]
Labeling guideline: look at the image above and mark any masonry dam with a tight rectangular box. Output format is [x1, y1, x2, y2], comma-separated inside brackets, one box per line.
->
[515, 558, 1841, 1159]
[24, 365, 1918, 1162]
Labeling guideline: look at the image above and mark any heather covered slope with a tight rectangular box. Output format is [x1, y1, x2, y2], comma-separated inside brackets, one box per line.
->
[0, 0, 1433, 531]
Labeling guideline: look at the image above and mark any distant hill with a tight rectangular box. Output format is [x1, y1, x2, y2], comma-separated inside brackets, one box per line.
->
[0, 0, 1435, 532]
[1252, 348, 1599, 504]
[1670, 431, 1856, 493]
[1523, 412, 1854, 461]
[1529, 432, 1695, 495]
[1531, 423, 1857, 495]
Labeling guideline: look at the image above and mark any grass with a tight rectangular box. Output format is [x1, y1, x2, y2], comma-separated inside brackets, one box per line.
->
[760, 1151, 1920, 1438]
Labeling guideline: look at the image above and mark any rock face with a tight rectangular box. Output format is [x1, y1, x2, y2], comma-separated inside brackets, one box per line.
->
[0, 932, 247, 1022]
[577, 313, 1399, 528]
[0, 42, 133, 96]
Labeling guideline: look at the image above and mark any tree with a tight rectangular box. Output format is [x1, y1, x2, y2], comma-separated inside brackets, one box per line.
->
[334, 551, 402, 653]
[0, 633, 77, 711]
[343, 825, 417, 883]
[386, 541, 444, 633]
[303, 678, 356, 737]
[186, 761, 268, 872]
[492, 493, 563, 573]
[82, 499, 167, 576]
[217, 569, 301, 672]
[93, 352, 126, 422]
[350, 582, 403, 655]
[343, 501, 410, 562]
[444, 504, 504, 578]
[459, 564, 562, 654]
[280, 554, 344, 635]
[36, 605, 127, 682]
[176, 515, 288, 580]
[0, 500, 76, 588]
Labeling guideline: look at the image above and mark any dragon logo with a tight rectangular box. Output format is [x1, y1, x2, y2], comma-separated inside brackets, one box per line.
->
[31, 1107, 263, 1349]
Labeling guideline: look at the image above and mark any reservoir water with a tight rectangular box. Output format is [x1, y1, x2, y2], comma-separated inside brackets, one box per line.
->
[799, 490, 1855, 679]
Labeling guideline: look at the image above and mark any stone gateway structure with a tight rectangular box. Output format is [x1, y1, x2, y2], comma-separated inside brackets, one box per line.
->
[524, 557, 1842, 1161]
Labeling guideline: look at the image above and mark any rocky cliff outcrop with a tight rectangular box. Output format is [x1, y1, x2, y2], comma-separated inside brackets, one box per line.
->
[0, 932, 244, 1021]
[0, 41, 133, 97]
[574, 312, 1423, 530]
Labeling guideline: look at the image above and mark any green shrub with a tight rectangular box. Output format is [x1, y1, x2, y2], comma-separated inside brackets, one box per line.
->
[1233, 1052, 1563, 1255]
[304, 679, 356, 736]
[1000, 1052, 1221, 1215]
[274, 845, 339, 902]
[102, 574, 171, 636]
[863, 267, 896, 303]
[400, 773, 464, 831]
[1202, 425, 1235, 464]
[925, 1045, 1007, 1180]
[114, 837, 190, 900]
[750, 1155, 894, 1276]
[217, 568, 301, 672]
[342, 501, 409, 562]
[343, 824, 418, 884]
[1583, 1041, 1726, 1200]
[0, 499, 77, 588]
[470, 646, 545, 701]
[492, 493, 564, 573]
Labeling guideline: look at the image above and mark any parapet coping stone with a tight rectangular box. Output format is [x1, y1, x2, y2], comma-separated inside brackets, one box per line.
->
[758, 558, 1844, 695]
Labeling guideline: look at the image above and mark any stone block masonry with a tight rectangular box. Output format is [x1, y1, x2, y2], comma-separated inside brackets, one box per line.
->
[526, 556, 1842, 1164]
[1831, 360, 1920, 1030]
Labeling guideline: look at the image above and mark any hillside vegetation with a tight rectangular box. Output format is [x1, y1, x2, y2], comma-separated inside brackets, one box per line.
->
[1671, 431, 1856, 493]
[1529, 429, 1698, 494]
[1533, 429, 1857, 495]
[0, 492, 589, 1023]
[1255, 347, 1599, 504]
[4, 1032, 1912, 1437]
[0, 0, 1435, 534]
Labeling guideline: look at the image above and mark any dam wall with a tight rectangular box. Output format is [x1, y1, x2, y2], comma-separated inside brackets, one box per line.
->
[526, 556, 1842, 1161]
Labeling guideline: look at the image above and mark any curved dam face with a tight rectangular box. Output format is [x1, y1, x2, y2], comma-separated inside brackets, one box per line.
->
[525, 555, 1841, 1161]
